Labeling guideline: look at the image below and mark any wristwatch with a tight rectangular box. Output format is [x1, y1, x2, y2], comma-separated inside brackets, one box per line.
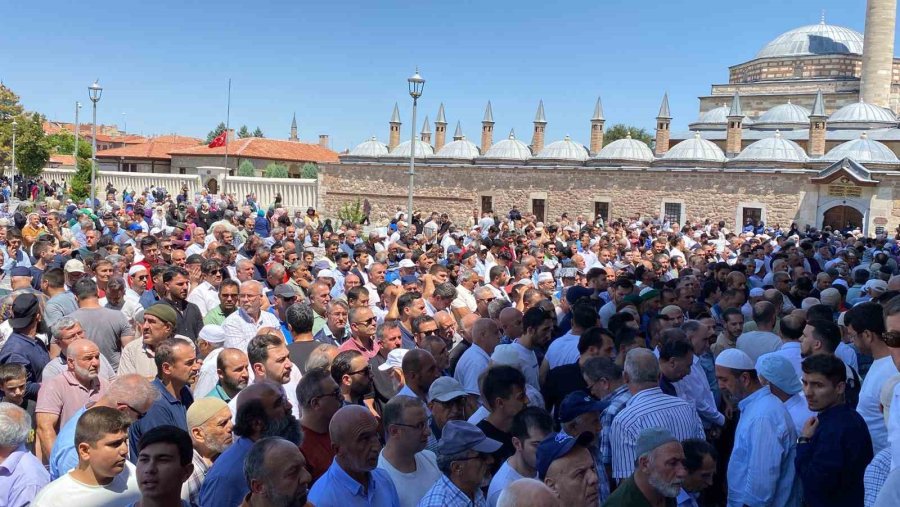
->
[797, 437, 810, 444]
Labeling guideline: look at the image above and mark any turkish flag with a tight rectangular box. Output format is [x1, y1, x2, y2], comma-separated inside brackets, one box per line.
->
[208, 131, 227, 148]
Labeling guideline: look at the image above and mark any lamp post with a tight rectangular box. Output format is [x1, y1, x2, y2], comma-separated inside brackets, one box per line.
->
[406, 67, 425, 224]
[74, 102, 82, 158]
[88, 80, 102, 209]
[10, 119, 16, 185]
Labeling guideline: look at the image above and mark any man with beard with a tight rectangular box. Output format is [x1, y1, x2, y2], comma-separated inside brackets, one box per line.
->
[118, 303, 178, 379]
[241, 333, 301, 419]
[297, 368, 342, 482]
[241, 437, 314, 507]
[332, 350, 374, 407]
[602, 428, 686, 507]
[199, 381, 301, 507]
[714, 348, 800, 506]
[159, 266, 203, 341]
[182, 398, 234, 505]
[206, 348, 249, 402]
[378, 395, 442, 507]
[309, 405, 401, 506]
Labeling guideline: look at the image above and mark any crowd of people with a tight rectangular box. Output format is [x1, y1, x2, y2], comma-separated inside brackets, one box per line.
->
[1, 189, 900, 507]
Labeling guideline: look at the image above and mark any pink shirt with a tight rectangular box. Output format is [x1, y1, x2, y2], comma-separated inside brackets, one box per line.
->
[338, 336, 381, 360]
[35, 370, 107, 426]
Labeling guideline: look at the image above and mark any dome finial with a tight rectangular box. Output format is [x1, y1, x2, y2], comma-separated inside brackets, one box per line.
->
[509, 128, 516, 139]
[625, 131, 632, 139]
[775, 129, 782, 138]
[820, 9, 826, 25]
[860, 131, 869, 139]
[693, 131, 701, 139]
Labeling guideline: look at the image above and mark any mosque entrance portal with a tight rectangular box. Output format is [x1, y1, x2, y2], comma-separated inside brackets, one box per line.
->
[822, 205, 863, 232]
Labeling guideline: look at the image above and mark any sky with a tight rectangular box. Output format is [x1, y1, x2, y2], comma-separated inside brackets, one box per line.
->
[0, 0, 885, 152]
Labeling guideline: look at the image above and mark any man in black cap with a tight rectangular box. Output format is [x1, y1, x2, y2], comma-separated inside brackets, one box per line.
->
[0, 293, 49, 400]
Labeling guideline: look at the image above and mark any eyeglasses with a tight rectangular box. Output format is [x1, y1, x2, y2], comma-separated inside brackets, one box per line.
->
[348, 366, 373, 377]
[311, 388, 342, 403]
[353, 316, 377, 326]
[136, 275, 148, 280]
[392, 420, 428, 431]
[478, 297, 495, 303]
[122, 403, 147, 420]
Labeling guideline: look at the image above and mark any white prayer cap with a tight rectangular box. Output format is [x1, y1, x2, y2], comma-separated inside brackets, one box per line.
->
[198, 325, 226, 344]
[317, 269, 335, 280]
[715, 348, 755, 370]
[128, 264, 148, 276]
[537, 272, 554, 282]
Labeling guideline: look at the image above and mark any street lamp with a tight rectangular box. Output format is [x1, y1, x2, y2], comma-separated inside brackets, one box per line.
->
[406, 67, 425, 223]
[10, 119, 16, 185]
[88, 80, 102, 208]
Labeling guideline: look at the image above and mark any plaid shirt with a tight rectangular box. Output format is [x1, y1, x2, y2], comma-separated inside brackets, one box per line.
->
[864, 448, 891, 507]
[418, 473, 486, 507]
[600, 384, 632, 466]
[182, 449, 210, 505]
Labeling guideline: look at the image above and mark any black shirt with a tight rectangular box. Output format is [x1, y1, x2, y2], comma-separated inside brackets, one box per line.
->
[476, 419, 514, 476]
[288, 340, 320, 375]
[161, 297, 203, 341]
[542, 363, 587, 422]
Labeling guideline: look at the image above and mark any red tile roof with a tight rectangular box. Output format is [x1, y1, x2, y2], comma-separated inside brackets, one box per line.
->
[49, 154, 76, 166]
[168, 138, 338, 163]
[96, 136, 203, 161]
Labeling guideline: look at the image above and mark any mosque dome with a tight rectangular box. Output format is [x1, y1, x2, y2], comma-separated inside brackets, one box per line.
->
[433, 137, 480, 159]
[827, 100, 898, 128]
[753, 102, 812, 129]
[734, 131, 808, 163]
[689, 105, 754, 130]
[480, 130, 532, 161]
[348, 137, 389, 157]
[593, 133, 655, 163]
[661, 133, 726, 163]
[389, 139, 433, 158]
[822, 132, 900, 164]
[755, 23, 864, 59]
[534, 136, 589, 162]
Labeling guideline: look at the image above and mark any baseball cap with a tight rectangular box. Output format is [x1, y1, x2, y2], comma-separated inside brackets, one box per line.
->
[377, 348, 409, 371]
[436, 420, 502, 456]
[447, 245, 462, 255]
[536, 431, 594, 480]
[274, 284, 298, 298]
[400, 275, 419, 285]
[865, 279, 888, 294]
[428, 376, 468, 403]
[9, 293, 40, 328]
[398, 259, 415, 269]
[64, 259, 85, 273]
[559, 391, 610, 424]
[9, 266, 31, 277]
[565, 286, 594, 305]
[317, 269, 335, 280]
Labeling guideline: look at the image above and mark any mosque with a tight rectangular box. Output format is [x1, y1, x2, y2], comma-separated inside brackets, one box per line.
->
[322, 0, 900, 236]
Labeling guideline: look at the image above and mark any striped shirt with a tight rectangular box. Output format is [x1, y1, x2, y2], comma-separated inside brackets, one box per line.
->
[610, 387, 705, 479]
[865, 448, 892, 507]
[600, 384, 631, 466]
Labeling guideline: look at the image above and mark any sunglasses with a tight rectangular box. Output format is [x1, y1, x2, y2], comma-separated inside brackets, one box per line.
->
[348, 366, 373, 377]
[353, 316, 377, 326]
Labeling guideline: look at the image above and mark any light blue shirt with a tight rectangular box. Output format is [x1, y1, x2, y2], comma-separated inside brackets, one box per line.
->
[308, 458, 400, 507]
[453, 344, 490, 396]
[0, 444, 50, 507]
[49, 405, 87, 479]
[727, 385, 801, 507]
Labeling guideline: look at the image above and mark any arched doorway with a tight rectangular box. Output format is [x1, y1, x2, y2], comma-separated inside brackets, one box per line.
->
[206, 178, 218, 194]
[822, 205, 863, 232]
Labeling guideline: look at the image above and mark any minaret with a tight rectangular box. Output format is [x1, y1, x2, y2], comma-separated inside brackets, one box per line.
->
[289, 112, 298, 142]
[725, 91, 743, 157]
[420, 115, 432, 145]
[860, 0, 897, 108]
[531, 100, 547, 155]
[654, 93, 671, 156]
[481, 101, 495, 152]
[389, 103, 401, 149]
[453, 121, 464, 141]
[434, 103, 447, 151]
[808, 89, 828, 157]
[589, 96, 605, 155]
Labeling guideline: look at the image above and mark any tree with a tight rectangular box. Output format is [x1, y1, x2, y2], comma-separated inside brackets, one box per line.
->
[237, 160, 256, 177]
[70, 156, 93, 203]
[263, 163, 288, 178]
[14, 113, 50, 178]
[603, 124, 653, 147]
[252, 127, 264, 138]
[46, 130, 92, 159]
[206, 122, 226, 144]
[301, 162, 318, 179]
[0, 83, 26, 168]
[237, 125, 251, 139]
[338, 198, 366, 225]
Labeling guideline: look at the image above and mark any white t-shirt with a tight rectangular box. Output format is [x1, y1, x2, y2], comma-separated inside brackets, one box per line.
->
[858, 356, 899, 453]
[33, 462, 141, 507]
[376, 450, 441, 507]
[487, 459, 534, 507]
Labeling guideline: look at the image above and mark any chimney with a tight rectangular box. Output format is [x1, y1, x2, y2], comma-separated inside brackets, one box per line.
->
[808, 89, 827, 157]
[481, 101, 494, 153]
[654, 93, 671, 156]
[725, 91, 744, 157]
[420, 115, 432, 145]
[318, 135, 329, 149]
[531, 100, 547, 155]
[860, 0, 897, 108]
[434, 103, 447, 151]
[227, 128, 236, 143]
[589, 96, 605, 155]
[389, 102, 401, 149]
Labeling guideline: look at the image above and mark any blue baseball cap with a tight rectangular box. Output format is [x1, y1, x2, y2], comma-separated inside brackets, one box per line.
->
[400, 274, 419, 285]
[559, 391, 610, 424]
[436, 420, 502, 456]
[9, 266, 31, 277]
[536, 431, 594, 480]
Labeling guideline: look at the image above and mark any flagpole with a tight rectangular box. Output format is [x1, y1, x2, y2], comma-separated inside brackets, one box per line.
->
[224, 78, 231, 173]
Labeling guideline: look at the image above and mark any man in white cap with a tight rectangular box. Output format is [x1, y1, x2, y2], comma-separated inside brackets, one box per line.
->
[182, 397, 233, 505]
[191, 325, 228, 398]
[756, 352, 814, 434]
[715, 348, 800, 506]
[125, 264, 148, 305]
[377, 348, 409, 393]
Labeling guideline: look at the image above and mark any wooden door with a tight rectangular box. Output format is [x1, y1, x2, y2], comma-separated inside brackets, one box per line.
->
[822, 205, 862, 231]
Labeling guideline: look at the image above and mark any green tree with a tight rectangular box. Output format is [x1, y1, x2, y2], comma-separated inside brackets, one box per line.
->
[252, 127, 264, 138]
[237, 125, 251, 139]
[602, 124, 653, 147]
[237, 160, 256, 177]
[46, 130, 92, 158]
[206, 122, 226, 144]
[300, 162, 317, 179]
[70, 156, 93, 203]
[0, 83, 26, 168]
[14, 113, 50, 178]
[338, 198, 365, 225]
[263, 163, 288, 178]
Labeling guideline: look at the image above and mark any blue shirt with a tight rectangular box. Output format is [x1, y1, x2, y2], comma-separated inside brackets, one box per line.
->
[308, 458, 400, 507]
[49, 405, 87, 480]
[267, 307, 293, 344]
[128, 378, 193, 461]
[0, 332, 50, 400]
[199, 436, 253, 507]
[0, 443, 50, 506]
[796, 403, 873, 507]
[418, 473, 485, 507]
[139, 288, 160, 309]
[728, 385, 800, 507]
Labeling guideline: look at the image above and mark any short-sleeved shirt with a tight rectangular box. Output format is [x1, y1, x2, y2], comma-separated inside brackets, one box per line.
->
[0, 444, 50, 507]
[117, 340, 158, 379]
[43, 292, 78, 328]
[128, 378, 193, 461]
[308, 458, 401, 507]
[376, 449, 441, 507]
[67, 307, 133, 371]
[0, 332, 50, 400]
[35, 371, 106, 427]
[33, 462, 141, 507]
[199, 436, 253, 507]
[339, 336, 381, 360]
[454, 343, 490, 395]
[49, 405, 87, 480]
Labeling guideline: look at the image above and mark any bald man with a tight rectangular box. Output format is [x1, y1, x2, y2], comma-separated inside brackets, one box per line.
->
[499, 307, 524, 343]
[449, 313, 481, 377]
[308, 405, 400, 505]
[455, 318, 502, 398]
[497, 478, 559, 507]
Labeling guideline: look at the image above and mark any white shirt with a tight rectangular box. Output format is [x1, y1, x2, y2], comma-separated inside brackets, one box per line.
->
[186, 281, 220, 317]
[222, 308, 281, 353]
[376, 450, 441, 507]
[673, 356, 725, 427]
[33, 462, 141, 507]
[544, 331, 580, 370]
[859, 357, 899, 453]
[451, 284, 477, 313]
[192, 347, 224, 398]
[454, 344, 491, 395]
[735, 330, 782, 362]
[837, 341, 860, 373]
[510, 341, 539, 390]
[487, 460, 531, 507]
[775, 341, 804, 380]
[186, 242, 206, 257]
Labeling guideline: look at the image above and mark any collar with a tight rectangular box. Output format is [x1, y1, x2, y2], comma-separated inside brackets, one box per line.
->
[0, 444, 28, 472]
[738, 385, 771, 412]
[780, 341, 800, 350]
[436, 474, 481, 502]
[327, 458, 376, 497]
[238, 308, 265, 324]
[62, 370, 101, 392]
[676, 488, 699, 506]
[603, 383, 630, 401]
[152, 377, 189, 404]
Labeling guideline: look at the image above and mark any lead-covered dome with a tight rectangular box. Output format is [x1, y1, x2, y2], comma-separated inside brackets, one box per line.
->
[389, 140, 433, 158]
[756, 23, 863, 59]
[753, 102, 811, 129]
[662, 133, 726, 162]
[827, 100, 898, 129]
[689, 105, 754, 130]
[433, 137, 480, 160]
[822, 132, 900, 164]
[594, 133, 654, 163]
[734, 131, 808, 163]
[535, 135, 589, 162]
[480, 131, 532, 162]
[348, 137, 389, 157]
